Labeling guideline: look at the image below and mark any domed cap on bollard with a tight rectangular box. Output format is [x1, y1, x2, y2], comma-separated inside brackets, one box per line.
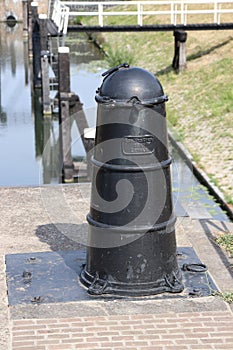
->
[96, 63, 168, 105]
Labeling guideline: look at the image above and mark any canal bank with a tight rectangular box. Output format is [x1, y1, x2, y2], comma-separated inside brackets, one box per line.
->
[86, 29, 233, 221]
[2, 20, 231, 224]
[94, 25, 233, 208]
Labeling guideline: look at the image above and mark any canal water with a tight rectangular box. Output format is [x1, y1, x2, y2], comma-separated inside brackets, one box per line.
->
[0, 23, 105, 186]
[0, 23, 229, 222]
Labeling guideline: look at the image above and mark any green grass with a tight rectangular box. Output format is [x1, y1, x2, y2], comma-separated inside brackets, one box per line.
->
[215, 234, 233, 258]
[104, 46, 135, 67]
[82, 6, 233, 202]
[213, 291, 233, 304]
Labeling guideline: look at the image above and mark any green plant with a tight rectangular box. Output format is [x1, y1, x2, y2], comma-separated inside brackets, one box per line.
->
[208, 173, 219, 187]
[215, 233, 233, 258]
[192, 152, 201, 164]
[224, 194, 233, 205]
[104, 46, 135, 68]
[213, 291, 233, 304]
[167, 109, 179, 127]
[73, 16, 84, 25]
[99, 13, 233, 200]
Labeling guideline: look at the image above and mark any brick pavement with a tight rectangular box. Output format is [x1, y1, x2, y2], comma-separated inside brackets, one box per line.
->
[11, 309, 233, 350]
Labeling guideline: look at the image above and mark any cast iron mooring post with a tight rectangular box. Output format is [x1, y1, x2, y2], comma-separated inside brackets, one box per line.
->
[80, 64, 184, 296]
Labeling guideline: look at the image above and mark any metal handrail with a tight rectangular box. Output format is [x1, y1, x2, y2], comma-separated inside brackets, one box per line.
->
[51, 1, 233, 32]
[50, 0, 70, 34]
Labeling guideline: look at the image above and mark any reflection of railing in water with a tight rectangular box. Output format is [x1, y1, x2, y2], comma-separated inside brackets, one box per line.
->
[23, 1, 92, 183]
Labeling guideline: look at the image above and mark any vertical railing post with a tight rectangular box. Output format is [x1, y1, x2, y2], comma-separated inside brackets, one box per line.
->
[137, 3, 143, 26]
[63, 7, 70, 35]
[184, 3, 188, 25]
[171, 2, 174, 24]
[58, 47, 74, 183]
[218, 2, 221, 25]
[174, 3, 178, 26]
[214, 0, 217, 23]
[180, 0, 185, 24]
[98, 3, 103, 27]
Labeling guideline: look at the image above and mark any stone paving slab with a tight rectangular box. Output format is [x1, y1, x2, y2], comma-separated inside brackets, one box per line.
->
[0, 185, 232, 350]
[9, 296, 229, 320]
[5, 247, 218, 307]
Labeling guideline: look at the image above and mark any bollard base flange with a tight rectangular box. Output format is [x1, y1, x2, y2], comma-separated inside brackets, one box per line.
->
[5, 247, 218, 306]
[80, 268, 184, 296]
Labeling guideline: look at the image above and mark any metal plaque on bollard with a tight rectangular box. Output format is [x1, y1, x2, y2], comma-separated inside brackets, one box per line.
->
[80, 63, 184, 296]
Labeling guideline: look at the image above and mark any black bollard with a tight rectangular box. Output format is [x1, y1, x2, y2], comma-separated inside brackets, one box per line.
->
[80, 64, 183, 296]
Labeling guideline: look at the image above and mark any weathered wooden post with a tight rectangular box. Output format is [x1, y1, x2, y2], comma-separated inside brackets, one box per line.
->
[28, 1, 37, 58]
[39, 14, 48, 52]
[172, 30, 188, 73]
[22, 0, 29, 35]
[31, 3, 41, 87]
[41, 51, 52, 115]
[58, 47, 74, 183]
[23, 40, 29, 85]
[38, 14, 51, 115]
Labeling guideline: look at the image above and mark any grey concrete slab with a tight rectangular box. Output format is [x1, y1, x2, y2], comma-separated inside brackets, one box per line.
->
[0, 185, 232, 350]
[9, 296, 229, 320]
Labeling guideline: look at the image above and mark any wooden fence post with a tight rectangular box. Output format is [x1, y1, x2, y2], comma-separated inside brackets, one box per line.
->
[58, 47, 74, 183]
[39, 14, 49, 52]
[179, 39, 187, 72]
[172, 30, 188, 73]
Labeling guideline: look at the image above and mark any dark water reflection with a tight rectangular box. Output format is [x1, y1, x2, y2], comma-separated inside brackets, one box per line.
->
[0, 23, 104, 187]
[0, 24, 36, 186]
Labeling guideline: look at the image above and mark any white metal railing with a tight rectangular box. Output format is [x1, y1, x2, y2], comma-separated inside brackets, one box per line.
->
[50, 0, 70, 34]
[51, 1, 233, 31]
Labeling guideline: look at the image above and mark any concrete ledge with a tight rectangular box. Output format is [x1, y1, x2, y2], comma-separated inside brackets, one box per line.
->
[10, 296, 229, 320]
